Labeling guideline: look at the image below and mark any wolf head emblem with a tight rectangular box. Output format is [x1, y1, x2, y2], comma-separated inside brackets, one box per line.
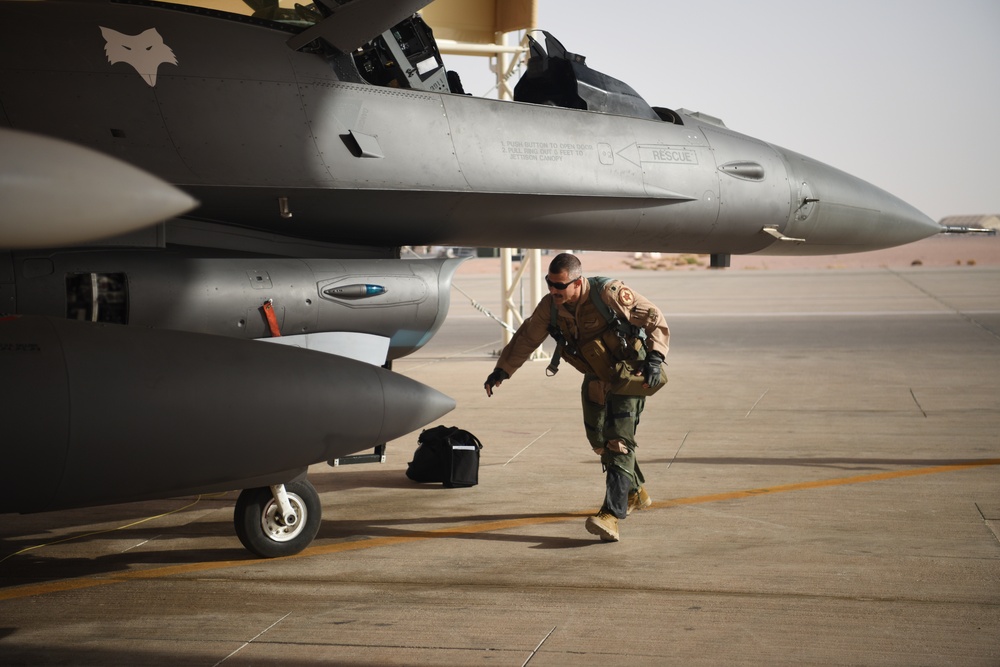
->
[100, 27, 177, 87]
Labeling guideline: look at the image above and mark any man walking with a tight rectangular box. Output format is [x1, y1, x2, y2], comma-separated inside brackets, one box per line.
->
[484, 253, 669, 541]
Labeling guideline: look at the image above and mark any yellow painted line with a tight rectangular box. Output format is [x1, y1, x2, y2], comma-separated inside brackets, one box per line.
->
[2, 458, 998, 602]
[0, 495, 218, 566]
[651, 458, 1000, 509]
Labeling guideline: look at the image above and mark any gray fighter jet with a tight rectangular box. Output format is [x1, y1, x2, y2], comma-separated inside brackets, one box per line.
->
[0, 0, 941, 557]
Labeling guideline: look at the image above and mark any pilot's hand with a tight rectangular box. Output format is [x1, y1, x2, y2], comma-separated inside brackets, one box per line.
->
[641, 352, 664, 389]
[484, 368, 509, 397]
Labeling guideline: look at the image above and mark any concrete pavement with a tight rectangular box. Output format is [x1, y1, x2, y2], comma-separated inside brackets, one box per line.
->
[1, 261, 998, 665]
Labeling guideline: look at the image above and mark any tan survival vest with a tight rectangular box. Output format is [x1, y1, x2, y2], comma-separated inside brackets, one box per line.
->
[546, 277, 662, 395]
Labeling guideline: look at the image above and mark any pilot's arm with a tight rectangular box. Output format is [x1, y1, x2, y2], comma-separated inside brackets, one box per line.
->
[484, 295, 554, 396]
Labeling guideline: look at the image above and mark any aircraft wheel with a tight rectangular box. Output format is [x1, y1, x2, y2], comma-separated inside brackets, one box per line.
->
[234, 479, 321, 558]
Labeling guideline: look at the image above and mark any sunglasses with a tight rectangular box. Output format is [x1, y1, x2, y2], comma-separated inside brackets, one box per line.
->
[545, 276, 580, 290]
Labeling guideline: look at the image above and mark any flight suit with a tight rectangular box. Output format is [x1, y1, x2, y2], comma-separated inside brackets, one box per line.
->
[495, 277, 669, 519]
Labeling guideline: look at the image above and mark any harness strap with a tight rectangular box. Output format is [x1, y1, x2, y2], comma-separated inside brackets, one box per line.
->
[547, 277, 610, 375]
[546, 277, 647, 377]
[546, 343, 563, 376]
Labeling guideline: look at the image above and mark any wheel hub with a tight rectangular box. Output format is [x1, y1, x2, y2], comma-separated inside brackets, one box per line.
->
[261, 493, 307, 542]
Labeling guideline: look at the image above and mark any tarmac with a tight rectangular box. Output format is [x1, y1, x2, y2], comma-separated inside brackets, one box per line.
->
[1, 237, 999, 666]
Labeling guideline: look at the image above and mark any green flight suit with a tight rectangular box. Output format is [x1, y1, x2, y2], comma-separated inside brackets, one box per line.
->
[496, 275, 669, 519]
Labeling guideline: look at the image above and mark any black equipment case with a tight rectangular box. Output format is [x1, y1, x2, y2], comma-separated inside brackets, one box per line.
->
[406, 426, 483, 488]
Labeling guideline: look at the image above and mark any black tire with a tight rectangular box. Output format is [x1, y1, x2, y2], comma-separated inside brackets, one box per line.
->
[234, 479, 322, 558]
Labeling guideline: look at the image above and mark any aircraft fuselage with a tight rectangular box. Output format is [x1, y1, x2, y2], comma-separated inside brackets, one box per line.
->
[0, 0, 940, 255]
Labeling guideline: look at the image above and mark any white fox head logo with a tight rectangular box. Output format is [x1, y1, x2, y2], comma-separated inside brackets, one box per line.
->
[100, 27, 177, 87]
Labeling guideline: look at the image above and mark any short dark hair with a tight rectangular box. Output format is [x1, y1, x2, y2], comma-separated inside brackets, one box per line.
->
[548, 252, 582, 279]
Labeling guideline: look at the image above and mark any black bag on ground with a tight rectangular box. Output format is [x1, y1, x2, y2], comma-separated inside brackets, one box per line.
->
[406, 425, 483, 488]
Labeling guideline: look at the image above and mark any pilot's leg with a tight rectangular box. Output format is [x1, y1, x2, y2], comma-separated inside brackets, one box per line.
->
[602, 390, 650, 512]
[582, 381, 648, 541]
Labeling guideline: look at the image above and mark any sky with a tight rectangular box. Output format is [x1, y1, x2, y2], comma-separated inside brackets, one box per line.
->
[445, 0, 1000, 222]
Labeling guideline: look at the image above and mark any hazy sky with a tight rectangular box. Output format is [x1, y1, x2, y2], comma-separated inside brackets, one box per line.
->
[447, 0, 1000, 222]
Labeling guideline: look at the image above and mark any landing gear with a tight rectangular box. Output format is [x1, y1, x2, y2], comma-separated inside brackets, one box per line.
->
[234, 479, 321, 558]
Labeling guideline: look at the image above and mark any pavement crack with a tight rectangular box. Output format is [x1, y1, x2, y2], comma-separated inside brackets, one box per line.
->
[746, 389, 769, 418]
[975, 503, 1000, 546]
[909, 388, 928, 417]
[666, 431, 690, 470]
[504, 429, 552, 466]
[888, 269, 1000, 341]
[522, 626, 556, 666]
[213, 612, 291, 667]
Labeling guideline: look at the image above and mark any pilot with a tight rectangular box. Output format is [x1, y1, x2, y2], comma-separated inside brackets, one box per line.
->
[484, 252, 669, 542]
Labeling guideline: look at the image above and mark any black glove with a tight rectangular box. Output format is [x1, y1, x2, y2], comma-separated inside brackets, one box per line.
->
[642, 352, 664, 388]
[484, 368, 510, 397]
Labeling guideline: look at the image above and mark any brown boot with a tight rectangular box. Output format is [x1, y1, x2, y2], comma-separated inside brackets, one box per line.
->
[585, 511, 620, 542]
[627, 486, 652, 515]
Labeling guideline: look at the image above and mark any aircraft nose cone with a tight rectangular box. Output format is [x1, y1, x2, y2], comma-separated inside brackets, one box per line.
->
[876, 188, 942, 245]
[776, 147, 941, 254]
[376, 372, 456, 445]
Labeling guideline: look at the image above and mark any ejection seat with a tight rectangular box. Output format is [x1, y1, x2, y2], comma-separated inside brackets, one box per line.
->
[512, 31, 661, 121]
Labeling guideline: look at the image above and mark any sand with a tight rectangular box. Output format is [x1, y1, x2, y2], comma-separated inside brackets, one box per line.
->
[452, 234, 1000, 275]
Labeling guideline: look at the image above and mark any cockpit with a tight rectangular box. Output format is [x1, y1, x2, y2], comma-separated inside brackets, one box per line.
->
[159, 0, 683, 123]
[512, 31, 682, 124]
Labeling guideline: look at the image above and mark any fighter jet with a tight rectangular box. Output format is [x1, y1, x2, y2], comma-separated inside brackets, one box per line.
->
[0, 0, 941, 557]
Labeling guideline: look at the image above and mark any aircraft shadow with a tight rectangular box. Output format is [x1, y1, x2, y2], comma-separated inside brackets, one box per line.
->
[0, 640, 374, 667]
[308, 468, 444, 492]
[0, 540, 255, 589]
[315, 511, 599, 551]
[0, 507, 596, 588]
[9, 453, 982, 582]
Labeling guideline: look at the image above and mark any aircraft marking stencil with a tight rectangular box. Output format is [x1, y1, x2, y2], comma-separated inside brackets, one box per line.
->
[616, 144, 701, 167]
[100, 26, 177, 87]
